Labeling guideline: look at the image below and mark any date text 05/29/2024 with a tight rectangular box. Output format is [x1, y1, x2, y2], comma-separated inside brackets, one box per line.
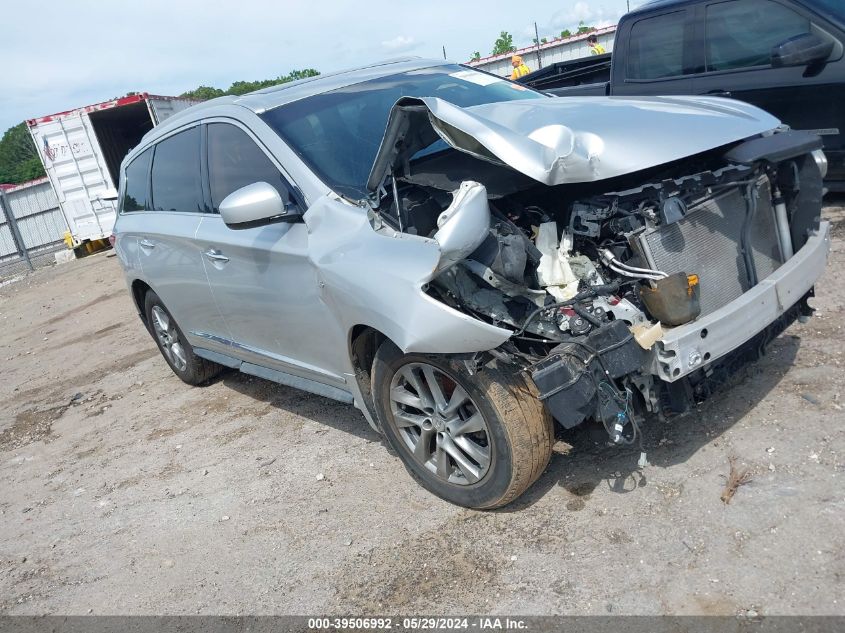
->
[307, 617, 528, 630]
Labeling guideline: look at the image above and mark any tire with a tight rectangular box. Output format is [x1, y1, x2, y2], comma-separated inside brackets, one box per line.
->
[143, 290, 223, 386]
[372, 341, 554, 509]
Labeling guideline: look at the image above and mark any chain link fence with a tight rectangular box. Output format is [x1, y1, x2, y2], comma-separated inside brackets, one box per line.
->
[0, 178, 71, 281]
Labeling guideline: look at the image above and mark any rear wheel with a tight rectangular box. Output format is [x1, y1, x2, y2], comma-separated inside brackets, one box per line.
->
[372, 341, 554, 509]
[144, 290, 223, 385]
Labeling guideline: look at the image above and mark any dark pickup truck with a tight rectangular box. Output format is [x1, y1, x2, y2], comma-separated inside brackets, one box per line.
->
[522, 0, 845, 189]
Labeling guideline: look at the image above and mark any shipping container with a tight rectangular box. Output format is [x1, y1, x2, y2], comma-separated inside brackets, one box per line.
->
[27, 94, 199, 244]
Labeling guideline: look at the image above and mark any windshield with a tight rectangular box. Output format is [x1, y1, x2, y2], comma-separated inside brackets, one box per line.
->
[260, 65, 545, 199]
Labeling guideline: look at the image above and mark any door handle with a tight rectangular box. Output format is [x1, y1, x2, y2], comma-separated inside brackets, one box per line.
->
[139, 239, 156, 249]
[707, 90, 732, 98]
[204, 248, 229, 263]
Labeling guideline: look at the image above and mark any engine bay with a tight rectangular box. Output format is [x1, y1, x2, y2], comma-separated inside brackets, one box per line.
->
[368, 139, 821, 442]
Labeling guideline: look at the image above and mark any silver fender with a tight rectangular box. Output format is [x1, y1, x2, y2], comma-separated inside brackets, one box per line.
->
[304, 195, 511, 359]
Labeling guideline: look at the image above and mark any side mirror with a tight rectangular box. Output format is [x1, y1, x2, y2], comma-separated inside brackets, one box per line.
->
[219, 182, 300, 228]
[772, 33, 833, 68]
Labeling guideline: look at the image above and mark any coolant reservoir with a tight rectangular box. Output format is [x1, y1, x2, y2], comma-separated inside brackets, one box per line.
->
[639, 273, 701, 327]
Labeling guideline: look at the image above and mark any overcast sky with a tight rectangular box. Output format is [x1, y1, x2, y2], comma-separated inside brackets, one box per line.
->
[1, 0, 635, 133]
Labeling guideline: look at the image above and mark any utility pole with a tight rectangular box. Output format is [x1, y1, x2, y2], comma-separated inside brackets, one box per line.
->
[627, 0, 630, 11]
[534, 21, 543, 69]
[442, 45, 447, 60]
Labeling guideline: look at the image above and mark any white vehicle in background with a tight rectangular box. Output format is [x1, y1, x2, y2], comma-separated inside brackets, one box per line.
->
[27, 93, 198, 248]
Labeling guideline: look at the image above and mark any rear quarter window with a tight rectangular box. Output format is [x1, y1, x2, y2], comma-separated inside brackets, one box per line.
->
[121, 148, 152, 212]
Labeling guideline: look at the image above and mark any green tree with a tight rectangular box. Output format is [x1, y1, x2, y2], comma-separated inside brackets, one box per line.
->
[0, 123, 45, 185]
[491, 31, 515, 56]
[181, 69, 321, 101]
[576, 21, 596, 34]
[180, 85, 225, 100]
[285, 68, 320, 81]
[227, 79, 275, 95]
[560, 29, 572, 38]
[471, 51, 481, 61]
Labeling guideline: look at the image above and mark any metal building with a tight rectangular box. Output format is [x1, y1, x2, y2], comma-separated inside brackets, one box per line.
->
[467, 26, 616, 78]
[0, 178, 69, 278]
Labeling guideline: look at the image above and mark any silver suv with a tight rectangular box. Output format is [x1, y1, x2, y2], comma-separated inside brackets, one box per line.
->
[115, 59, 830, 508]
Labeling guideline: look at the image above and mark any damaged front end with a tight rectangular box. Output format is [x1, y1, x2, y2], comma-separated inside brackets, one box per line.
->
[366, 95, 830, 445]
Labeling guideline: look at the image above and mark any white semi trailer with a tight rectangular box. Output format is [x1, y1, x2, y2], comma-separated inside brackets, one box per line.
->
[27, 94, 198, 245]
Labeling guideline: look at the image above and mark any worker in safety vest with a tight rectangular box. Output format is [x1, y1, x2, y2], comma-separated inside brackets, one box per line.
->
[587, 34, 606, 55]
[510, 55, 531, 80]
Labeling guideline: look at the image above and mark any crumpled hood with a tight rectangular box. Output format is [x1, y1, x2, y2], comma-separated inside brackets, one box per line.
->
[366, 95, 782, 191]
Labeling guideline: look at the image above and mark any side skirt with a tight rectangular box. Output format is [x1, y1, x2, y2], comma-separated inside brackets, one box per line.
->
[193, 347, 355, 405]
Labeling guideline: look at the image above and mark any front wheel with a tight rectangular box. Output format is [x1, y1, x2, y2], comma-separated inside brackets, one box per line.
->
[371, 341, 554, 509]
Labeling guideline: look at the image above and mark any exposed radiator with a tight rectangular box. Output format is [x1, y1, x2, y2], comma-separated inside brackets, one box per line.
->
[634, 177, 784, 317]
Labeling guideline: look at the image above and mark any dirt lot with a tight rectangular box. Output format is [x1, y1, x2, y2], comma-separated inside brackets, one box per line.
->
[1, 202, 843, 616]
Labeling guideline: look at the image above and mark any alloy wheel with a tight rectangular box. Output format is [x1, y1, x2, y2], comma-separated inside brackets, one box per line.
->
[388, 362, 492, 485]
[151, 305, 188, 373]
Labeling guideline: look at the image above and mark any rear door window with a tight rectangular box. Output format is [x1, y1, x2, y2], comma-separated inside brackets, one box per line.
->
[150, 126, 204, 213]
[705, 0, 811, 71]
[627, 11, 688, 79]
[206, 123, 296, 211]
[121, 148, 151, 212]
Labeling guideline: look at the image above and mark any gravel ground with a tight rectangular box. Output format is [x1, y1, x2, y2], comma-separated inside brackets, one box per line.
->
[0, 201, 843, 616]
